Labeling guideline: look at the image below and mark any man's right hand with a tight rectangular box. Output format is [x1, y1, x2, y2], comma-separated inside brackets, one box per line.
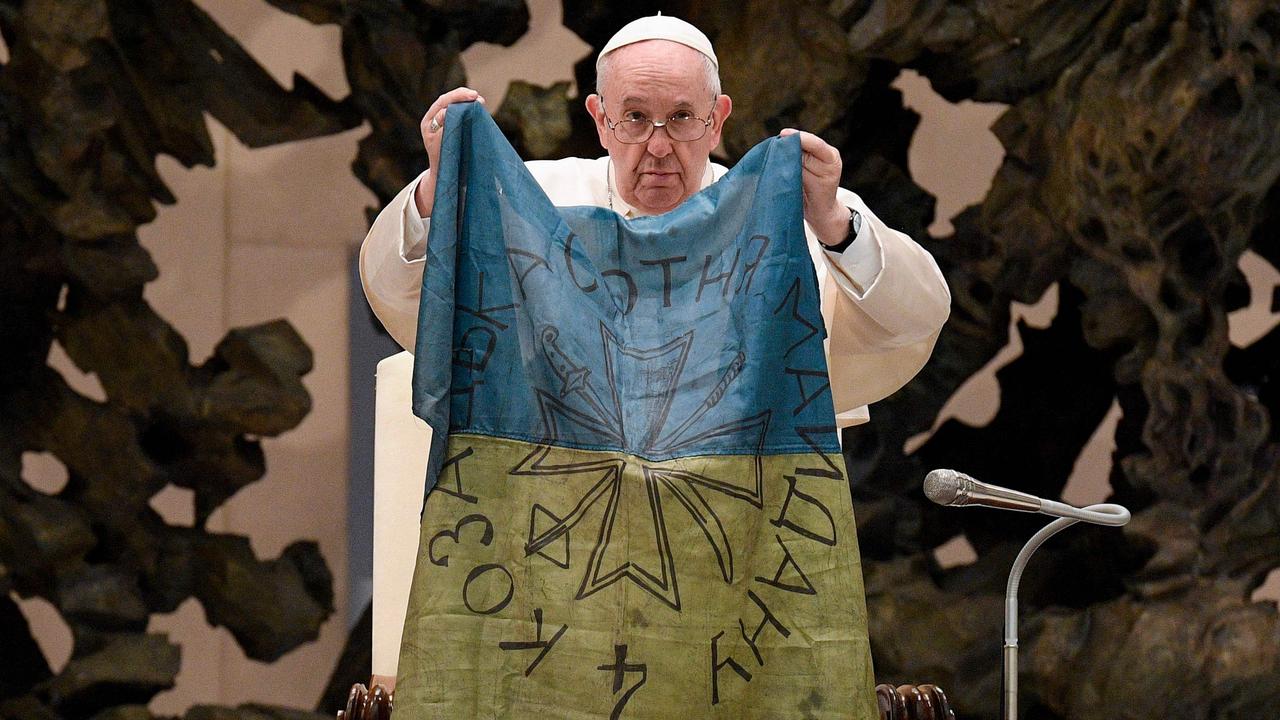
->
[414, 87, 485, 218]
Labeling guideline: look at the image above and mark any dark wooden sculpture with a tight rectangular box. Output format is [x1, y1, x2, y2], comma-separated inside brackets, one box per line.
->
[0, 0, 363, 715]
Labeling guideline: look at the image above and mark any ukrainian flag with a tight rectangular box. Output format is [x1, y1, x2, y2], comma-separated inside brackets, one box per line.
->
[397, 103, 876, 719]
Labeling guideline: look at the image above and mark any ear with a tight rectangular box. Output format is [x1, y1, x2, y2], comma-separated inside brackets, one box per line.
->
[706, 93, 733, 147]
[585, 94, 610, 149]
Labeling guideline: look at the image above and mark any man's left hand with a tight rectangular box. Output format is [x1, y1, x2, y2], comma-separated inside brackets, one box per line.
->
[779, 129, 852, 248]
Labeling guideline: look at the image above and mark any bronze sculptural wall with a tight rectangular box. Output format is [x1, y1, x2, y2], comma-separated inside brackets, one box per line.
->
[0, 1, 368, 717]
[1, 1, 1277, 718]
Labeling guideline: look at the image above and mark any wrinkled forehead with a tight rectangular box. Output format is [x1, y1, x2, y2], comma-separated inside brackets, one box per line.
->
[597, 40, 710, 99]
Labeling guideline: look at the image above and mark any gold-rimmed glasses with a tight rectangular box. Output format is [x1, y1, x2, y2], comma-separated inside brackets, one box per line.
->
[600, 98, 717, 144]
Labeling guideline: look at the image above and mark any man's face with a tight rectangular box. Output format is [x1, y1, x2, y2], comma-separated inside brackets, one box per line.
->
[587, 41, 732, 216]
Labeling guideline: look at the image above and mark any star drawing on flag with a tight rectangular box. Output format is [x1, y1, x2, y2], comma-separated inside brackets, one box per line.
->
[514, 323, 770, 613]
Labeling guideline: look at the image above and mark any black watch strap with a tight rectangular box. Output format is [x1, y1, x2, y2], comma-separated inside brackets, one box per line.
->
[824, 207, 862, 254]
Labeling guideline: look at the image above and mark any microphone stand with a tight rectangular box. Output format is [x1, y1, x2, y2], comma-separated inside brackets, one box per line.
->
[1001, 503, 1130, 720]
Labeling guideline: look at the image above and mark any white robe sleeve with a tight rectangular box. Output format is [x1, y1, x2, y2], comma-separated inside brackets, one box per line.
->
[359, 170, 431, 351]
[810, 188, 952, 427]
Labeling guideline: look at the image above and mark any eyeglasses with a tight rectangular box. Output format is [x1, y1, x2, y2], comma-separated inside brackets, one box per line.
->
[600, 97, 717, 144]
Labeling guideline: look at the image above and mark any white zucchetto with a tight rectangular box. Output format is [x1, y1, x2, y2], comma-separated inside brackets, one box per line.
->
[597, 14, 718, 68]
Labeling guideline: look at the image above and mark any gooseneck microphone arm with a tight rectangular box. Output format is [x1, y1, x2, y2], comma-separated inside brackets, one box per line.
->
[923, 469, 1131, 720]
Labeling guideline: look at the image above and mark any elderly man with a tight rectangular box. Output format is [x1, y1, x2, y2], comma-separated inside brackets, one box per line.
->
[361, 15, 949, 720]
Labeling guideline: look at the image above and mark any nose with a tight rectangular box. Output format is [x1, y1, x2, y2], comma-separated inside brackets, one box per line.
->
[645, 124, 674, 157]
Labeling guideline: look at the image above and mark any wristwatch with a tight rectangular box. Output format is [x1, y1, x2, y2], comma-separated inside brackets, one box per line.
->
[824, 207, 862, 254]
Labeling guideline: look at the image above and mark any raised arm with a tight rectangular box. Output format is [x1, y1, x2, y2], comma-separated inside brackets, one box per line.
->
[364, 90, 483, 691]
[782, 128, 951, 424]
[818, 191, 951, 425]
[360, 88, 485, 351]
[412, 87, 485, 218]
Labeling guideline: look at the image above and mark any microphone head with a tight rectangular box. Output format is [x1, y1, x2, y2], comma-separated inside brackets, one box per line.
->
[923, 469, 964, 505]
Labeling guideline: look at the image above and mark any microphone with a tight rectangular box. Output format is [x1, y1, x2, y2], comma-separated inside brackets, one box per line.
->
[925, 468, 1131, 720]
[923, 469, 1130, 527]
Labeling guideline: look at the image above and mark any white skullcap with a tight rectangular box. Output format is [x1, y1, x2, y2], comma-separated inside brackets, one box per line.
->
[598, 14, 718, 68]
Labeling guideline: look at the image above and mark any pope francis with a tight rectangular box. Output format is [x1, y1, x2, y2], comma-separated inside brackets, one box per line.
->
[358, 14, 951, 720]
